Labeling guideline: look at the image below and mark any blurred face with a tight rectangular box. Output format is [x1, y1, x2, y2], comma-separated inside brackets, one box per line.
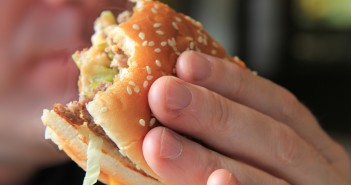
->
[0, 0, 127, 161]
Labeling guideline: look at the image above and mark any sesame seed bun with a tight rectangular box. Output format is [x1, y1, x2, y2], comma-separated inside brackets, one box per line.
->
[42, 0, 245, 184]
[42, 109, 162, 185]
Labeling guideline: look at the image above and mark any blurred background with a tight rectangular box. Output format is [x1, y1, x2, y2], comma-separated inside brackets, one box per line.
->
[164, 0, 351, 155]
[2, 0, 349, 184]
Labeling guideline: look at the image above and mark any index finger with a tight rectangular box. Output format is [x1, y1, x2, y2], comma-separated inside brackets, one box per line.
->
[176, 51, 349, 174]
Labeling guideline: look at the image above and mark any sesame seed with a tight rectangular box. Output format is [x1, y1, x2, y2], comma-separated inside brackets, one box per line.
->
[198, 36, 203, 43]
[149, 118, 156, 127]
[152, 7, 157, 13]
[128, 81, 136, 86]
[132, 24, 140, 30]
[172, 22, 179, 30]
[147, 75, 154, 81]
[195, 21, 203, 27]
[155, 59, 162, 67]
[154, 4, 159, 9]
[143, 81, 148, 88]
[156, 30, 164, 35]
[136, 1, 144, 9]
[134, 86, 140, 93]
[190, 41, 195, 49]
[211, 49, 217, 55]
[161, 41, 167, 47]
[139, 32, 145, 40]
[127, 86, 132, 95]
[153, 23, 161, 28]
[148, 41, 155, 46]
[136, 165, 141, 170]
[154, 48, 161, 53]
[203, 38, 208, 46]
[139, 119, 146, 127]
[168, 38, 176, 47]
[146, 66, 151, 74]
[142, 41, 148, 46]
[186, 37, 193, 40]
[175, 16, 182, 22]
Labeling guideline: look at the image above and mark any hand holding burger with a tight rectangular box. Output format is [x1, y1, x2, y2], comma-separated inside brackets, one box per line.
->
[42, 0, 244, 184]
[144, 51, 351, 185]
[42, 0, 351, 185]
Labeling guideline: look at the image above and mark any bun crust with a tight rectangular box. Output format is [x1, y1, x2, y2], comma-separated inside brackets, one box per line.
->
[42, 0, 245, 184]
[87, 0, 245, 180]
[42, 110, 163, 185]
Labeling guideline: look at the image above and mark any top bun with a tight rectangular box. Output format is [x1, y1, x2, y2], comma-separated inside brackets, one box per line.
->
[86, 0, 245, 181]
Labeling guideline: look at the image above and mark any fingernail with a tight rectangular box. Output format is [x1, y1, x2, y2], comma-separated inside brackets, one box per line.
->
[190, 52, 212, 81]
[160, 128, 183, 160]
[166, 79, 191, 111]
[208, 169, 238, 185]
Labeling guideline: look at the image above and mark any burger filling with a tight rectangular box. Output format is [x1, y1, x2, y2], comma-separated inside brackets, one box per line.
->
[73, 10, 133, 99]
[55, 8, 155, 184]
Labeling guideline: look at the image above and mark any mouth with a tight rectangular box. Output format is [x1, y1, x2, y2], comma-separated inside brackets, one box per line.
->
[14, 2, 94, 104]
[24, 49, 81, 104]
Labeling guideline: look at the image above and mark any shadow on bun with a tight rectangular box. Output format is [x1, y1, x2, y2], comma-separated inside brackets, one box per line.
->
[42, 0, 245, 184]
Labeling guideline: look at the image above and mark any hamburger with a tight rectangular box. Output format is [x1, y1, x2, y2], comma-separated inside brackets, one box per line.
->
[41, 0, 245, 184]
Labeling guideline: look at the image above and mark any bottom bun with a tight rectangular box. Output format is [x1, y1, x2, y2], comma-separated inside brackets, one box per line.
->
[42, 110, 163, 185]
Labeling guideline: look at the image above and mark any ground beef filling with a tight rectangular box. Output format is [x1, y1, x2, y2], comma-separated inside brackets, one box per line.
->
[53, 101, 155, 179]
[53, 101, 115, 147]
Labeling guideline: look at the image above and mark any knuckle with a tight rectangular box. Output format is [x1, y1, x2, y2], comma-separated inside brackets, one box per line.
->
[227, 63, 245, 98]
[279, 90, 300, 122]
[208, 93, 232, 132]
[198, 150, 222, 184]
[274, 125, 302, 166]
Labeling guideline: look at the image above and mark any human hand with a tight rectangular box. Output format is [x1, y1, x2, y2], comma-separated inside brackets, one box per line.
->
[143, 51, 351, 185]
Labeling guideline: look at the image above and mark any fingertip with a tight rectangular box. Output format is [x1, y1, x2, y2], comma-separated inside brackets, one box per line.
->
[143, 127, 185, 184]
[148, 77, 167, 114]
[207, 169, 239, 185]
[149, 76, 191, 125]
[177, 51, 212, 82]
[143, 127, 163, 172]
[143, 127, 184, 167]
[176, 51, 194, 79]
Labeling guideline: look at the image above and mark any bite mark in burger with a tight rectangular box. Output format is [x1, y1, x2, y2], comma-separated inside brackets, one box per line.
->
[41, 0, 246, 184]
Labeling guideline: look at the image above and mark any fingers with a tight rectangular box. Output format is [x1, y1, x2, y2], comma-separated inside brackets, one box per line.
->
[148, 76, 330, 184]
[143, 127, 289, 185]
[176, 51, 306, 126]
[207, 169, 239, 185]
[176, 51, 345, 173]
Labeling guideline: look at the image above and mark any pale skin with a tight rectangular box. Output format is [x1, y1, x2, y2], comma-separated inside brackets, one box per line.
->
[0, 0, 124, 184]
[1, 0, 350, 185]
[143, 51, 351, 185]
